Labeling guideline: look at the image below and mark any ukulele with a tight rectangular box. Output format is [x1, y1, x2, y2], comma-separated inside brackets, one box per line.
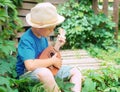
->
[38, 28, 66, 76]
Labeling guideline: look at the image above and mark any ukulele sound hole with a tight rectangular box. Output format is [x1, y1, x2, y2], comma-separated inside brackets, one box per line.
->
[50, 52, 55, 57]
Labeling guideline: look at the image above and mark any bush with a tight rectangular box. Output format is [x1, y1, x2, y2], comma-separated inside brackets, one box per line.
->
[58, 0, 116, 50]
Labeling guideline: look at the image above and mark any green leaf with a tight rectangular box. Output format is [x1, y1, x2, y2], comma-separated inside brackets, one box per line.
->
[32, 83, 45, 92]
[64, 82, 74, 90]
[104, 87, 118, 92]
[0, 86, 7, 92]
[82, 78, 96, 92]
[0, 77, 10, 91]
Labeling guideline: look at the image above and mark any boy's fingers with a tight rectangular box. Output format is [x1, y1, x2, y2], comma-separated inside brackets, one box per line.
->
[53, 53, 58, 57]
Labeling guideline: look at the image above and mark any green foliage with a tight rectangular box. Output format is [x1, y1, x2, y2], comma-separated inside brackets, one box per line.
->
[0, 76, 18, 92]
[88, 14, 115, 49]
[0, 56, 17, 77]
[87, 32, 120, 65]
[16, 77, 74, 92]
[10, 0, 23, 8]
[12, 78, 42, 92]
[58, 0, 116, 50]
[55, 77, 74, 92]
[32, 83, 45, 92]
[87, 43, 120, 64]
[0, 40, 16, 58]
[82, 66, 120, 92]
[0, 56, 17, 92]
[0, 0, 23, 92]
[0, 0, 23, 58]
[82, 78, 96, 92]
[0, 77, 73, 92]
[118, 7, 120, 30]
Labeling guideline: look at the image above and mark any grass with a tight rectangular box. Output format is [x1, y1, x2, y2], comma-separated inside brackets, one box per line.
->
[88, 33, 120, 65]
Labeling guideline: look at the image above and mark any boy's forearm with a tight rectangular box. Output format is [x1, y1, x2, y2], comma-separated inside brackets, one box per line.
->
[24, 58, 54, 71]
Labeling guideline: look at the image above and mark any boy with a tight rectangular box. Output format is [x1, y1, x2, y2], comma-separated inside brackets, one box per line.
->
[16, 2, 82, 92]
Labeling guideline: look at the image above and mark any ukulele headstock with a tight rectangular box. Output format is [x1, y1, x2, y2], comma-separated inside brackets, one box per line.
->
[58, 28, 66, 38]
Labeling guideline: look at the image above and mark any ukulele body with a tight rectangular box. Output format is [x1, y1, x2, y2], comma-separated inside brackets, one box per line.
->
[38, 46, 61, 76]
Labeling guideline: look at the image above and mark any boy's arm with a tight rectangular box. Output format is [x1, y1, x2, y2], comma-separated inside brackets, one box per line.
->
[24, 54, 62, 71]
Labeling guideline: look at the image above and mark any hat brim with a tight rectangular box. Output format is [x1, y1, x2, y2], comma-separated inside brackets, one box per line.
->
[26, 13, 65, 28]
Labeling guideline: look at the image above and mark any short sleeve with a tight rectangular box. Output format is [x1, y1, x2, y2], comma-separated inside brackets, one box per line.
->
[18, 39, 35, 62]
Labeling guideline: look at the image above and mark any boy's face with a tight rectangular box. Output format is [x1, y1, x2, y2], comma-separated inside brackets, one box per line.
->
[32, 26, 56, 37]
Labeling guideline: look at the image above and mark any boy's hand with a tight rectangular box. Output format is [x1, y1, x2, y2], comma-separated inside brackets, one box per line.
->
[51, 53, 62, 69]
[56, 34, 66, 46]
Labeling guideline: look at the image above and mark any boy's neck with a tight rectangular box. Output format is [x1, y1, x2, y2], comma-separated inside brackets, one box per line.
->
[31, 28, 41, 38]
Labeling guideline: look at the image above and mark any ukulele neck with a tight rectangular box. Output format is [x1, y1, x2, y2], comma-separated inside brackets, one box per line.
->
[54, 28, 66, 51]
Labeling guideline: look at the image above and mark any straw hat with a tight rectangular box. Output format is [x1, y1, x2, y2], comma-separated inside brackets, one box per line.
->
[26, 2, 65, 28]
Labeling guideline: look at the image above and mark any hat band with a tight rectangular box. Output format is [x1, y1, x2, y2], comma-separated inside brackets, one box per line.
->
[31, 18, 58, 26]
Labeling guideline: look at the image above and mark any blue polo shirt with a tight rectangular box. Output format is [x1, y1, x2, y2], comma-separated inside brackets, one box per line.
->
[16, 28, 48, 76]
